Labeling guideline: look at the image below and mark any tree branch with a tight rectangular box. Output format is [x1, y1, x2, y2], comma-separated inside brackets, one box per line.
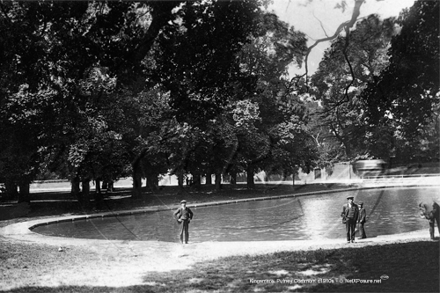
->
[301, 0, 365, 79]
[341, 26, 355, 103]
[131, 1, 183, 65]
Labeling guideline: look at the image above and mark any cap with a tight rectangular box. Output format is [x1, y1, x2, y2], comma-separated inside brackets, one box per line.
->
[358, 202, 364, 206]
[347, 196, 354, 200]
[180, 200, 187, 203]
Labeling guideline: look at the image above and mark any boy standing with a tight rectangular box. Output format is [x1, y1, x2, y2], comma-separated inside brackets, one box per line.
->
[357, 202, 367, 239]
[174, 200, 194, 244]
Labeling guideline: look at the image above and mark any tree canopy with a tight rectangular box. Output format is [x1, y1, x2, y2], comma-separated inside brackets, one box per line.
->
[0, 0, 318, 202]
[309, 0, 439, 165]
[1, 0, 437, 204]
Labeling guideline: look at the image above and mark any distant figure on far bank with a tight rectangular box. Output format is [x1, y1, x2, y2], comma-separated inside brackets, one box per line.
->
[174, 200, 194, 244]
[419, 201, 439, 240]
[341, 196, 359, 243]
[357, 202, 367, 239]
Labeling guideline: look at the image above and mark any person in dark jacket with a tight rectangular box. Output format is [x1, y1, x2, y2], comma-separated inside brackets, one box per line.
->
[173, 200, 194, 244]
[341, 196, 359, 243]
[419, 201, 439, 240]
[357, 202, 367, 239]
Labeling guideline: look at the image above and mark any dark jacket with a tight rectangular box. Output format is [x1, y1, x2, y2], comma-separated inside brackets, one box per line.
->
[419, 202, 439, 223]
[341, 203, 359, 222]
[358, 207, 367, 224]
[174, 207, 194, 221]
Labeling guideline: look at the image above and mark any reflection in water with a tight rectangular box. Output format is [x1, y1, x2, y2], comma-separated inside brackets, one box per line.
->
[33, 186, 439, 242]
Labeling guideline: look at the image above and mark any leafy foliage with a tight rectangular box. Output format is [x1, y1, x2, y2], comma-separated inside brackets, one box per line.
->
[360, 1, 439, 164]
[310, 14, 398, 161]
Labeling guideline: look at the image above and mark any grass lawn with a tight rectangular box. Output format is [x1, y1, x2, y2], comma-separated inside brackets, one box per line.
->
[1, 241, 438, 292]
[142, 242, 439, 293]
[1, 183, 439, 292]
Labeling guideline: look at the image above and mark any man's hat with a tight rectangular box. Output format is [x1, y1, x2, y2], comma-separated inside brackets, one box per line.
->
[358, 201, 364, 206]
[180, 200, 187, 203]
[347, 196, 354, 200]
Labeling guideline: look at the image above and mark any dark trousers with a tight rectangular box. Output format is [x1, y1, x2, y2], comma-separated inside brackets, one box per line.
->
[346, 218, 356, 241]
[359, 222, 367, 239]
[428, 214, 440, 239]
[179, 220, 190, 243]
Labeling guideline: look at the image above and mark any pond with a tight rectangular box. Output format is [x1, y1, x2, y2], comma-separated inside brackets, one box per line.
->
[32, 186, 439, 242]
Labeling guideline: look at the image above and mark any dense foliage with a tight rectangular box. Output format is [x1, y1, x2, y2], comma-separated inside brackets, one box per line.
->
[0, 0, 437, 203]
[309, 0, 439, 166]
[0, 0, 316, 202]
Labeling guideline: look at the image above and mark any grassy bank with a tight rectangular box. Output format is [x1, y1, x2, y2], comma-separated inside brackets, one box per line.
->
[1, 241, 438, 292]
[1, 183, 439, 292]
[131, 241, 439, 293]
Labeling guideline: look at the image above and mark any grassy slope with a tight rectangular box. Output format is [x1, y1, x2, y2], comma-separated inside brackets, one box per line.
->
[2, 241, 438, 292]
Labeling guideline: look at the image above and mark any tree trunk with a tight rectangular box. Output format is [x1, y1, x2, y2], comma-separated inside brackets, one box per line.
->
[103, 180, 114, 193]
[71, 176, 81, 200]
[192, 173, 201, 188]
[246, 165, 255, 189]
[131, 168, 142, 198]
[3, 181, 18, 200]
[205, 172, 212, 185]
[177, 172, 184, 187]
[215, 172, 222, 190]
[81, 179, 90, 208]
[230, 170, 237, 185]
[94, 186, 104, 210]
[107, 180, 114, 192]
[146, 173, 159, 192]
[292, 167, 299, 186]
[17, 182, 30, 203]
[132, 162, 143, 198]
[96, 179, 101, 194]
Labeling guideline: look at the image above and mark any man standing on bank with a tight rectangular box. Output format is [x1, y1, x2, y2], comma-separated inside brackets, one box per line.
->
[341, 196, 359, 243]
[174, 200, 194, 244]
[357, 202, 367, 239]
[419, 201, 439, 240]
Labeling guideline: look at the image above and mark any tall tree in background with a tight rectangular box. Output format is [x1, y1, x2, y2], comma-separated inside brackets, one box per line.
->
[0, 0, 279, 197]
[145, 0, 268, 191]
[360, 0, 439, 165]
[0, 1, 184, 200]
[231, 12, 315, 188]
[152, 0, 261, 127]
[0, 2, 91, 201]
[310, 14, 396, 162]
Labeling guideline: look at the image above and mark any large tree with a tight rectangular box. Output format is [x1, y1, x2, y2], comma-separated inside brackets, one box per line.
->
[0, 1, 184, 200]
[310, 14, 397, 162]
[228, 12, 316, 187]
[151, 0, 262, 127]
[360, 0, 439, 165]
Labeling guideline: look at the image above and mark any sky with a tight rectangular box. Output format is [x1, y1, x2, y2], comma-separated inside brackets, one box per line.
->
[267, 0, 417, 77]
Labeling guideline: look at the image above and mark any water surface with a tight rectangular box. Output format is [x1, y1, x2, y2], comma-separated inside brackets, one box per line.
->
[33, 186, 439, 242]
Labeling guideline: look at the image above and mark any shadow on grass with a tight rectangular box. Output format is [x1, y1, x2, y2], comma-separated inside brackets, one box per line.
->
[139, 241, 439, 293]
[6, 241, 438, 293]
